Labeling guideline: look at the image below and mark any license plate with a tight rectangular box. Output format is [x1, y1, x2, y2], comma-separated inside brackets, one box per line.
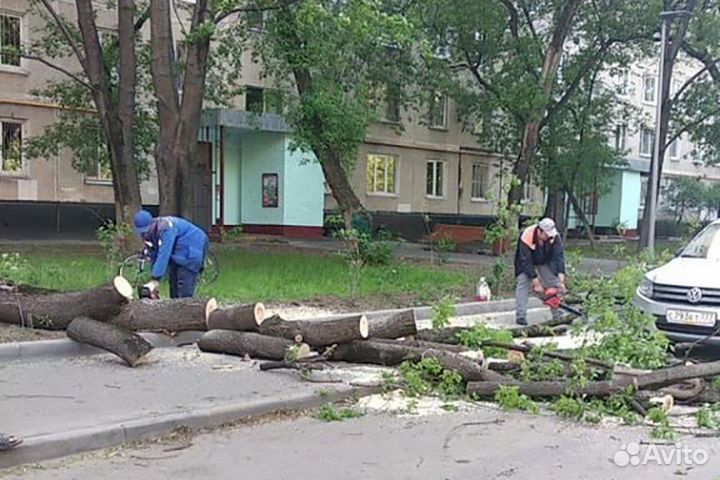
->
[666, 309, 717, 327]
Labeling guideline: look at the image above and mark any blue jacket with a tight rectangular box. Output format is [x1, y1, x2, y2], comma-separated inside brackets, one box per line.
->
[144, 216, 209, 279]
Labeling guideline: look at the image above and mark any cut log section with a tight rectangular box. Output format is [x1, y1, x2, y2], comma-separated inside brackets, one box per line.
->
[0, 276, 133, 330]
[198, 330, 311, 361]
[330, 340, 504, 382]
[207, 303, 265, 331]
[258, 314, 369, 346]
[366, 309, 417, 339]
[66, 316, 153, 367]
[108, 298, 218, 332]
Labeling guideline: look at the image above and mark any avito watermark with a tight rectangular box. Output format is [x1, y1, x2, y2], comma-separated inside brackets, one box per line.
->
[614, 442, 709, 467]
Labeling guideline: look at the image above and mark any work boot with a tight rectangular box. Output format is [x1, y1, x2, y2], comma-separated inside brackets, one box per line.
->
[0, 434, 22, 451]
[515, 317, 528, 326]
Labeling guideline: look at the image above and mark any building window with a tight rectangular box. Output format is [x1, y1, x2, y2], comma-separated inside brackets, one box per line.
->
[640, 127, 654, 157]
[245, 87, 282, 114]
[616, 70, 629, 96]
[643, 74, 656, 103]
[639, 176, 648, 209]
[382, 84, 400, 123]
[426, 160, 444, 197]
[614, 124, 627, 151]
[429, 91, 448, 129]
[247, 10, 271, 31]
[0, 121, 22, 173]
[471, 163, 490, 200]
[0, 14, 21, 67]
[669, 138, 679, 160]
[86, 129, 111, 182]
[522, 180, 532, 202]
[366, 153, 397, 195]
[671, 79, 682, 97]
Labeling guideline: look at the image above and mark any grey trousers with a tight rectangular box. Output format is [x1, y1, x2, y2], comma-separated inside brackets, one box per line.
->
[515, 264, 562, 322]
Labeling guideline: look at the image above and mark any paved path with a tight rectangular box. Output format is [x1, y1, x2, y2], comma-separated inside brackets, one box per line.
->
[5, 407, 718, 480]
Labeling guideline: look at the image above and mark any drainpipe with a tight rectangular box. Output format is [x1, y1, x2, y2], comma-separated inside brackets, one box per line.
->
[457, 151, 462, 215]
[219, 126, 225, 228]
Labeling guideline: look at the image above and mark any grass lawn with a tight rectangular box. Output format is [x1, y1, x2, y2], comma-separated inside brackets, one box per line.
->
[4, 244, 476, 309]
[565, 238, 684, 261]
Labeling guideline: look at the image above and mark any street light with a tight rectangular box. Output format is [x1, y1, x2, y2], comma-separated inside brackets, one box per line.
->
[648, 10, 692, 256]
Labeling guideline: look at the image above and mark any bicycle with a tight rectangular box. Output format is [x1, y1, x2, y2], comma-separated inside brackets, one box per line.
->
[117, 242, 220, 294]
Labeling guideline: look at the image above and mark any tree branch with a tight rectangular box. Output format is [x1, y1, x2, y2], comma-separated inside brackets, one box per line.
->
[518, 0, 540, 45]
[20, 54, 92, 90]
[214, 0, 302, 24]
[671, 63, 710, 105]
[37, 0, 87, 70]
[665, 106, 720, 148]
[499, 0, 520, 38]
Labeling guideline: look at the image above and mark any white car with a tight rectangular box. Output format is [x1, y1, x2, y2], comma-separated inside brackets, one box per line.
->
[634, 220, 720, 344]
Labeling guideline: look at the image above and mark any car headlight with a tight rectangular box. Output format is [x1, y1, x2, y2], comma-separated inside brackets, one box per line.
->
[638, 278, 654, 298]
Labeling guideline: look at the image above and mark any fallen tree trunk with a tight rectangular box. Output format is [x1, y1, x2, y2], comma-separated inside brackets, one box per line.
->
[0, 276, 133, 330]
[207, 303, 265, 331]
[66, 316, 153, 367]
[467, 360, 720, 398]
[198, 330, 311, 361]
[414, 327, 465, 345]
[258, 314, 369, 346]
[414, 317, 574, 345]
[108, 298, 218, 332]
[480, 341, 613, 370]
[330, 340, 504, 382]
[367, 310, 417, 339]
[507, 316, 574, 337]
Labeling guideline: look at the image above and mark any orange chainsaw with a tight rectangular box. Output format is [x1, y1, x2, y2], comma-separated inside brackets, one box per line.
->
[541, 287, 584, 317]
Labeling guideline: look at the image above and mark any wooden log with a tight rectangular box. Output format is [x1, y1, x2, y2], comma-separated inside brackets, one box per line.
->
[367, 309, 417, 339]
[413, 317, 573, 345]
[0, 276, 133, 330]
[414, 327, 465, 345]
[481, 341, 613, 370]
[66, 316, 153, 367]
[330, 340, 504, 382]
[207, 303, 266, 331]
[108, 298, 218, 332]
[258, 314, 369, 346]
[198, 330, 311, 361]
[507, 316, 574, 337]
[467, 359, 720, 398]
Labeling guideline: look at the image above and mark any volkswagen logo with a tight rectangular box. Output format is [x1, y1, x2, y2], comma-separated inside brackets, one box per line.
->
[687, 287, 703, 304]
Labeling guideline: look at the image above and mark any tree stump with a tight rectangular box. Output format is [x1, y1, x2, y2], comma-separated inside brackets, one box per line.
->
[66, 316, 153, 367]
[198, 330, 311, 361]
[207, 303, 266, 331]
[258, 314, 369, 346]
[108, 298, 218, 332]
[0, 276, 133, 330]
[367, 309, 417, 339]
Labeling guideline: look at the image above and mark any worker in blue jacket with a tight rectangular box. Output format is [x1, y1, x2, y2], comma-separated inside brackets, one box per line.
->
[132, 210, 209, 299]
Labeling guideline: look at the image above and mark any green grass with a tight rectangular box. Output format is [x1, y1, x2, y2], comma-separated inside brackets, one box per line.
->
[8, 246, 473, 306]
[565, 238, 683, 261]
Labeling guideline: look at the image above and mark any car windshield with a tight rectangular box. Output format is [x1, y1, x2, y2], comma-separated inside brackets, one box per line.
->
[680, 224, 720, 260]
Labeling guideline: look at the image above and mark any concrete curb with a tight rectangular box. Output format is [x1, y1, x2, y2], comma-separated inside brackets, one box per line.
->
[0, 298, 542, 362]
[0, 383, 376, 469]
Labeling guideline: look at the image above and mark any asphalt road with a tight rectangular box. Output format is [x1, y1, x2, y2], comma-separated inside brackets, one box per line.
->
[4, 406, 719, 480]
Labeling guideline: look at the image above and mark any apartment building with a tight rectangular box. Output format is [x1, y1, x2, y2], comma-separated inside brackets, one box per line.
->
[568, 58, 720, 235]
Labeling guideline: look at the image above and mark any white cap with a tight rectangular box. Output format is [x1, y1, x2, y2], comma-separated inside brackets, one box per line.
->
[538, 218, 558, 238]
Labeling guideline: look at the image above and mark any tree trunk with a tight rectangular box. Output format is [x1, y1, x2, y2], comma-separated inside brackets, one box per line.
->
[330, 340, 504, 382]
[467, 359, 720, 398]
[198, 330, 311, 361]
[108, 298, 218, 332]
[415, 327, 466, 345]
[415, 316, 572, 345]
[544, 188, 565, 233]
[0, 277, 133, 330]
[207, 303, 266, 331]
[67, 316, 153, 367]
[258, 314, 369, 346]
[565, 187, 595, 247]
[366, 309, 417, 339]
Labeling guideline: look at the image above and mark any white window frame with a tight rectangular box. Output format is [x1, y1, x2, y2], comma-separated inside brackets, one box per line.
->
[0, 12, 24, 73]
[0, 120, 24, 175]
[640, 127, 654, 157]
[429, 91, 448, 130]
[643, 74, 657, 104]
[425, 159, 445, 198]
[616, 70, 629, 97]
[668, 137, 680, 160]
[84, 128, 112, 185]
[470, 162, 491, 201]
[521, 180, 533, 203]
[614, 123, 627, 151]
[366, 153, 398, 196]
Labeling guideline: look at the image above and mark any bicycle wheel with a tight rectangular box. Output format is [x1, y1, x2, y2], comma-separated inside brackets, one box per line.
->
[199, 249, 219, 286]
[117, 254, 152, 291]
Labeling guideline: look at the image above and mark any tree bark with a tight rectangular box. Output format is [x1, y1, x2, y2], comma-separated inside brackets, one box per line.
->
[366, 309, 417, 339]
[67, 316, 153, 367]
[207, 303, 266, 331]
[258, 314, 369, 346]
[0, 277, 133, 330]
[330, 340, 504, 382]
[507, 315, 574, 337]
[108, 298, 218, 332]
[467, 359, 720, 398]
[198, 330, 310, 361]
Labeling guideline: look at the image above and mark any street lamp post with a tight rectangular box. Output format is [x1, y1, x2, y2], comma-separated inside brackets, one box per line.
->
[648, 10, 692, 256]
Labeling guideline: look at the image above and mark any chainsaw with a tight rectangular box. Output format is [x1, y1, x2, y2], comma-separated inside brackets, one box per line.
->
[138, 285, 160, 300]
[541, 287, 584, 317]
